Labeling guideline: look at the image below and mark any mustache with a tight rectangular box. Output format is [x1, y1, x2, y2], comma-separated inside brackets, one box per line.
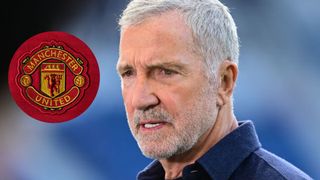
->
[133, 108, 173, 126]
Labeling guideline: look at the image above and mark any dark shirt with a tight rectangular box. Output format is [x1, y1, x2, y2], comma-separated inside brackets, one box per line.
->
[137, 121, 312, 180]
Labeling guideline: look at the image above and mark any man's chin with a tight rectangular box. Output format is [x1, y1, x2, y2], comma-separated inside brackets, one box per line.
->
[138, 143, 176, 159]
[138, 142, 194, 160]
[141, 149, 174, 159]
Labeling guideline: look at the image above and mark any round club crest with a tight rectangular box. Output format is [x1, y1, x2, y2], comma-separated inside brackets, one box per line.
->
[8, 31, 100, 123]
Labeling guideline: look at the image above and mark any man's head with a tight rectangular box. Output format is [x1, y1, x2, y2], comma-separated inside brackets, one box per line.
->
[117, 0, 239, 159]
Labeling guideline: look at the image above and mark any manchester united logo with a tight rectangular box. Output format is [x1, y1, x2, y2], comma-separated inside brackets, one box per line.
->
[9, 32, 100, 123]
[21, 45, 85, 110]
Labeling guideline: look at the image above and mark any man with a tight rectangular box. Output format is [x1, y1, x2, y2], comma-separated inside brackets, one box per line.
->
[117, 0, 312, 179]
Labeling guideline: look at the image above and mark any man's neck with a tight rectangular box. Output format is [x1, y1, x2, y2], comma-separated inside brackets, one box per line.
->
[159, 103, 238, 179]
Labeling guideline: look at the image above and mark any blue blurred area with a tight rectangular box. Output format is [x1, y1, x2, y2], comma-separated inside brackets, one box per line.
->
[1, 0, 319, 179]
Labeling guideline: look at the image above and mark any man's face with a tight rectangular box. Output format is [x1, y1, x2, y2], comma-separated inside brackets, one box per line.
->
[117, 11, 219, 159]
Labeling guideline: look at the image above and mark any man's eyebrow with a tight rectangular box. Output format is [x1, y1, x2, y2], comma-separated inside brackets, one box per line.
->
[146, 62, 187, 71]
[116, 61, 189, 75]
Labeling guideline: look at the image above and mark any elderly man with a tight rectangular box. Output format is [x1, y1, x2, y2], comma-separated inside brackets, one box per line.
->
[117, 0, 311, 179]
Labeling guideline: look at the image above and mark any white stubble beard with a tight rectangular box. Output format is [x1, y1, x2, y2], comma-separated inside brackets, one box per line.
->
[126, 82, 218, 159]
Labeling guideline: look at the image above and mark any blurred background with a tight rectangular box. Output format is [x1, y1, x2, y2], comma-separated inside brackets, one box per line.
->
[1, 0, 319, 179]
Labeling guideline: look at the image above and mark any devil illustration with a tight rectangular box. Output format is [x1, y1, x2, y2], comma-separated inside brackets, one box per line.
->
[44, 74, 62, 97]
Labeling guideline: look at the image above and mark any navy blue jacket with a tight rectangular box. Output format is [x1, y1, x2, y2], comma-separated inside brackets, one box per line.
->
[137, 121, 312, 180]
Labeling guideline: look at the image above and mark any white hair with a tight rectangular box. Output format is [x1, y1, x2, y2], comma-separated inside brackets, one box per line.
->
[119, 0, 239, 77]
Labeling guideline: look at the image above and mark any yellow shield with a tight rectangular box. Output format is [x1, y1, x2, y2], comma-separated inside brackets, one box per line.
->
[41, 63, 65, 98]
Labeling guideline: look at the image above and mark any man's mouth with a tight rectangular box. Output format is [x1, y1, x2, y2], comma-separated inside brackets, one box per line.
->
[139, 120, 167, 130]
[144, 123, 161, 128]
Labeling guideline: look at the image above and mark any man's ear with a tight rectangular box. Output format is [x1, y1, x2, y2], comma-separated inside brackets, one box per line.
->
[216, 60, 238, 107]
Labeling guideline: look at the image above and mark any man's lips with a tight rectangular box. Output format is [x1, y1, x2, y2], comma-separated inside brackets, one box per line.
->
[138, 120, 168, 130]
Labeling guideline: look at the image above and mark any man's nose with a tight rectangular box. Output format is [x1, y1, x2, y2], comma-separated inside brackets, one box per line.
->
[131, 78, 159, 111]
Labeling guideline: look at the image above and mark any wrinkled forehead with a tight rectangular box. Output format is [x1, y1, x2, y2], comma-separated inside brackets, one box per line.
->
[117, 11, 198, 69]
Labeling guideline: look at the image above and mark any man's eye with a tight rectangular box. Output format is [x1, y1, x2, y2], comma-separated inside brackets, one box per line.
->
[162, 69, 174, 75]
[121, 70, 134, 78]
[158, 68, 177, 76]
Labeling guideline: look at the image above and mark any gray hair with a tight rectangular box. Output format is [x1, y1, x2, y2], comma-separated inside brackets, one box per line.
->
[119, 0, 239, 76]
